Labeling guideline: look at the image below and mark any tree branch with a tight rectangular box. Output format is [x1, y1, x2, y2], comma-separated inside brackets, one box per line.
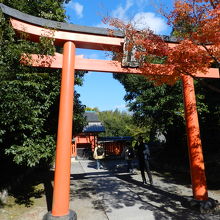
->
[201, 44, 220, 68]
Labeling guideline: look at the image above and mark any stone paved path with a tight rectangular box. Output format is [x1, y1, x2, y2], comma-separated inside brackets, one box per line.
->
[70, 160, 220, 220]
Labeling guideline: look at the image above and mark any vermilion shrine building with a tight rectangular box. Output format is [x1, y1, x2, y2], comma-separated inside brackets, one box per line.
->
[1, 3, 219, 220]
[72, 111, 105, 159]
[72, 111, 132, 159]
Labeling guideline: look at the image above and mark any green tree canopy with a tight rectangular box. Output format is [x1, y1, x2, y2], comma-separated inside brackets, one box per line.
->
[113, 73, 220, 157]
[0, 0, 86, 167]
[98, 109, 150, 140]
[113, 74, 185, 143]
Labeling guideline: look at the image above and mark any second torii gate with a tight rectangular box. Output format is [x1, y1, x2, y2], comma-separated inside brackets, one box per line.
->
[1, 3, 219, 220]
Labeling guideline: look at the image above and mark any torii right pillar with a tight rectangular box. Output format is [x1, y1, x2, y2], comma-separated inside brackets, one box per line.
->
[182, 75, 208, 200]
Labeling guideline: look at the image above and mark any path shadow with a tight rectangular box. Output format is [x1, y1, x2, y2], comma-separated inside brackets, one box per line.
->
[116, 173, 190, 205]
[70, 160, 220, 220]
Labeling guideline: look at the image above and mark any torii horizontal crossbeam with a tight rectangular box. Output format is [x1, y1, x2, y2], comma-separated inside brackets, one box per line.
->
[24, 53, 220, 78]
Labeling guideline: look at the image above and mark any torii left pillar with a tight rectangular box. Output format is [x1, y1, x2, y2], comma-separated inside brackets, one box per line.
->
[46, 41, 77, 220]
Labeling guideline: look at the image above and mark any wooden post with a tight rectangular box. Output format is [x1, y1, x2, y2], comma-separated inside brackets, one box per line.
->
[182, 75, 208, 200]
[52, 41, 75, 217]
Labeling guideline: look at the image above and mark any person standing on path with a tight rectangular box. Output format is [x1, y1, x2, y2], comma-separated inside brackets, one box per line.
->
[93, 144, 105, 169]
[121, 142, 134, 173]
[135, 136, 153, 185]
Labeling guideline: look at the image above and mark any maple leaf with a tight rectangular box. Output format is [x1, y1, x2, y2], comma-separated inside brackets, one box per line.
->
[105, 0, 219, 86]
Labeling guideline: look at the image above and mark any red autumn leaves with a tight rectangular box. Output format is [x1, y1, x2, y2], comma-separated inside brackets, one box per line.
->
[105, 0, 219, 85]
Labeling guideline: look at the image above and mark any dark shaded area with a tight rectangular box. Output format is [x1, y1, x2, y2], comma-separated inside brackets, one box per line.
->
[42, 170, 54, 211]
[0, 161, 54, 210]
[148, 139, 220, 191]
[152, 152, 220, 190]
[10, 168, 53, 209]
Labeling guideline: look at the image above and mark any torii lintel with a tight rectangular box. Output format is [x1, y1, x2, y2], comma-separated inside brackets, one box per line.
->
[0, 3, 181, 50]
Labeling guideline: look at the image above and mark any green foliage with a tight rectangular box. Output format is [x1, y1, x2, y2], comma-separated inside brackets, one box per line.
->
[114, 74, 184, 127]
[113, 73, 188, 154]
[113, 72, 220, 156]
[73, 92, 86, 135]
[98, 109, 130, 137]
[195, 79, 220, 152]
[0, 1, 86, 167]
[98, 109, 150, 139]
[0, 72, 59, 167]
[85, 107, 100, 112]
[1, 0, 70, 21]
[5, 136, 55, 167]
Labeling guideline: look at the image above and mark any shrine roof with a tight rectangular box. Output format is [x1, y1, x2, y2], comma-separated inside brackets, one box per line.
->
[84, 111, 100, 122]
[98, 136, 133, 142]
[83, 124, 105, 133]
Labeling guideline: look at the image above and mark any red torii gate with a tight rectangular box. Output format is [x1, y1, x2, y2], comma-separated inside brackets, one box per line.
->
[1, 3, 219, 220]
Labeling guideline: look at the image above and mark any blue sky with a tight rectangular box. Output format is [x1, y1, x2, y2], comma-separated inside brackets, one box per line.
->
[64, 0, 173, 111]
